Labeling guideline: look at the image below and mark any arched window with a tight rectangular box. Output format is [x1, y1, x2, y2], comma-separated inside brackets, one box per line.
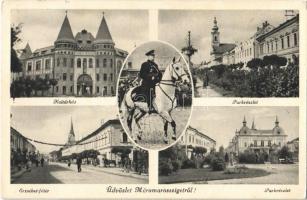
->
[122, 132, 128, 143]
[77, 58, 81, 68]
[89, 58, 93, 68]
[57, 58, 60, 67]
[83, 58, 87, 68]
[103, 59, 107, 68]
[117, 60, 122, 69]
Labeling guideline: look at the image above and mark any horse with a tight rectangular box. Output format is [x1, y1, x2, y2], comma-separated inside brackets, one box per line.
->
[120, 57, 190, 144]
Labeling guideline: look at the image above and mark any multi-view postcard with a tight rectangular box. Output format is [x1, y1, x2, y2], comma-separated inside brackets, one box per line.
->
[1, 0, 306, 199]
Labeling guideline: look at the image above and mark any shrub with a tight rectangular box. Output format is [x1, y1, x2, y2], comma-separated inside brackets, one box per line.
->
[159, 159, 173, 176]
[181, 159, 196, 169]
[172, 160, 181, 172]
[210, 157, 226, 171]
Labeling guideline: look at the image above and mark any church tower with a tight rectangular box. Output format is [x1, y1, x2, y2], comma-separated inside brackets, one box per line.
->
[66, 117, 76, 146]
[211, 17, 220, 47]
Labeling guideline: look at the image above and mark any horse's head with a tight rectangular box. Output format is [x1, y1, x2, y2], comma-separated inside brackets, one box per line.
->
[169, 57, 190, 85]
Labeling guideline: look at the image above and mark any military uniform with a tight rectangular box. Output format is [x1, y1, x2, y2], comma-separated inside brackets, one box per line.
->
[139, 50, 162, 110]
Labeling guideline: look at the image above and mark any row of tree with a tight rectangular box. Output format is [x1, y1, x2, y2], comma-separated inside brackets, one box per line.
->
[11, 77, 58, 98]
[197, 55, 299, 97]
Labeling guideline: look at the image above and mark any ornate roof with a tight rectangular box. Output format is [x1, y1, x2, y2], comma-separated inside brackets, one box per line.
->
[55, 15, 76, 43]
[75, 29, 95, 50]
[212, 43, 236, 54]
[19, 43, 32, 59]
[94, 15, 114, 44]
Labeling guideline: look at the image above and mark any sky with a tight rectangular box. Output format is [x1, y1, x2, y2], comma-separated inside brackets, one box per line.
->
[125, 41, 184, 70]
[11, 10, 149, 53]
[11, 106, 118, 154]
[159, 10, 292, 64]
[189, 106, 299, 148]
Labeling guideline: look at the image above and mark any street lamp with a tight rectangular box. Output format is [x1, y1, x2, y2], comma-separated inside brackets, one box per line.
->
[181, 31, 198, 68]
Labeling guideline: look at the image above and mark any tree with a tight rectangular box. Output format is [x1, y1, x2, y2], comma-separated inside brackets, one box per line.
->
[278, 146, 293, 159]
[263, 55, 287, 68]
[11, 24, 23, 73]
[49, 78, 58, 97]
[247, 58, 264, 71]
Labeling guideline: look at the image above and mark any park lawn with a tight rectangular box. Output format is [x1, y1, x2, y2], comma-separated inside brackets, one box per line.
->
[209, 83, 234, 97]
[159, 168, 270, 184]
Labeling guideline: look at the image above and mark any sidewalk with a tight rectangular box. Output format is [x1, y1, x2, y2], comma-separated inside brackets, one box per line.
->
[54, 162, 148, 180]
[11, 167, 28, 183]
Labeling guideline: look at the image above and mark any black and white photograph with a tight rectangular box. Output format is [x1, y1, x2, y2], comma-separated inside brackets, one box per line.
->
[159, 10, 299, 97]
[118, 41, 193, 149]
[159, 106, 299, 184]
[10, 10, 148, 97]
[10, 106, 148, 184]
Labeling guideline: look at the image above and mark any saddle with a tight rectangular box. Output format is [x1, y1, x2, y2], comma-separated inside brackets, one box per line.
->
[131, 86, 147, 102]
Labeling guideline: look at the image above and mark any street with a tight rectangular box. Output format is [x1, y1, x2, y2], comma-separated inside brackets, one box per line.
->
[195, 77, 222, 97]
[208, 164, 298, 184]
[13, 162, 147, 184]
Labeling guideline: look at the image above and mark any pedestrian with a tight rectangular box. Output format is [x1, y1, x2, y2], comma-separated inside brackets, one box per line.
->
[76, 157, 82, 172]
[40, 157, 44, 167]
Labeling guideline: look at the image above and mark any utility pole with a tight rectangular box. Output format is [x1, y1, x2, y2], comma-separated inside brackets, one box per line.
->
[181, 31, 198, 68]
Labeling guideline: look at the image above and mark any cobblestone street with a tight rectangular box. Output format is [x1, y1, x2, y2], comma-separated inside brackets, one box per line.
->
[13, 162, 147, 184]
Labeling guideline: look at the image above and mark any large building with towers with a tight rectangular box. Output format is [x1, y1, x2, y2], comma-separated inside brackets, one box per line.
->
[18, 12, 128, 96]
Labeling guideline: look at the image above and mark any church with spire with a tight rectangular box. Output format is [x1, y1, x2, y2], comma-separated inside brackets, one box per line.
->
[227, 116, 287, 157]
[19, 12, 128, 97]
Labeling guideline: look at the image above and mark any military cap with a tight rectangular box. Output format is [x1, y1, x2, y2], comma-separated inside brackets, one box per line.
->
[145, 50, 155, 56]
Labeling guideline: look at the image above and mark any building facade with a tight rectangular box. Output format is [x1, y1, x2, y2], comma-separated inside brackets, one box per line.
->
[61, 119, 138, 166]
[18, 13, 128, 97]
[11, 127, 36, 153]
[208, 14, 299, 67]
[180, 126, 216, 158]
[227, 116, 287, 156]
[256, 14, 299, 62]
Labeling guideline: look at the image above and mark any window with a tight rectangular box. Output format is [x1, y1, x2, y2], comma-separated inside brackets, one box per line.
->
[77, 58, 81, 68]
[89, 58, 93, 68]
[103, 59, 107, 68]
[63, 86, 66, 94]
[103, 86, 107, 95]
[83, 58, 87, 68]
[70, 86, 73, 93]
[281, 37, 284, 49]
[63, 73, 67, 81]
[268, 140, 271, 147]
[128, 62, 132, 68]
[70, 74, 73, 81]
[56, 86, 59, 93]
[278, 142, 281, 146]
[96, 59, 99, 68]
[123, 133, 128, 143]
[267, 42, 270, 53]
[294, 33, 298, 46]
[261, 140, 264, 147]
[244, 142, 247, 147]
[287, 35, 290, 48]
[63, 58, 67, 67]
[96, 74, 100, 81]
[111, 86, 114, 95]
[36, 60, 41, 70]
[71, 58, 74, 68]
[45, 59, 51, 70]
[96, 86, 99, 93]
[254, 140, 257, 147]
[110, 73, 113, 81]
[103, 73, 107, 81]
[110, 59, 113, 68]
[271, 42, 274, 52]
[275, 41, 278, 50]
[57, 58, 60, 67]
[45, 74, 49, 79]
[27, 62, 32, 71]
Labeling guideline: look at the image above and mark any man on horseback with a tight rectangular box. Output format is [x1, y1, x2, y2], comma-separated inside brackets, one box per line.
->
[139, 50, 162, 113]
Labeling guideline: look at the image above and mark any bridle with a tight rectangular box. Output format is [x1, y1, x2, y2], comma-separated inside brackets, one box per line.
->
[159, 63, 188, 87]
[157, 62, 189, 108]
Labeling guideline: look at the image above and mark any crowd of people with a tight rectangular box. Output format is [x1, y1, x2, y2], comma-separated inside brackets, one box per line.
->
[11, 148, 47, 172]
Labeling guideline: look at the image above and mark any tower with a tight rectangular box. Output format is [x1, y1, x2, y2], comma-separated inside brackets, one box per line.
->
[54, 11, 76, 96]
[251, 118, 256, 130]
[275, 115, 279, 127]
[67, 117, 76, 146]
[94, 12, 115, 48]
[211, 17, 220, 47]
[242, 116, 247, 127]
